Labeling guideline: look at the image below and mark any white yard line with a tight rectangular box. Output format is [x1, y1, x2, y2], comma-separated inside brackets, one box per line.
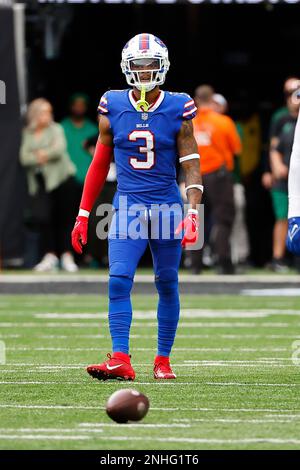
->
[206, 382, 300, 387]
[78, 423, 190, 428]
[0, 335, 21, 338]
[0, 380, 299, 387]
[90, 436, 300, 444]
[1, 361, 294, 370]
[0, 322, 291, 328]
[31, 309, 300, 320]
[0, 404, 299, 413]
[5, 346, 291, 352]
[0, 435, 89, 440]
[173, 418, 300, 424]
[19, 334, 300, 340]
[1, 364, 296, 373]
[0, 428, 103, 433]
[0, 435, 299, 444]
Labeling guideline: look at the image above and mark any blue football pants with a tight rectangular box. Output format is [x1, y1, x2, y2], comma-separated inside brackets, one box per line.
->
[108, 209, 182, 357]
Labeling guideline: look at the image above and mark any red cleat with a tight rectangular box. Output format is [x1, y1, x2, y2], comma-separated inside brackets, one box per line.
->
[153, 355, 176, 379]
[87, 352, 135, 381]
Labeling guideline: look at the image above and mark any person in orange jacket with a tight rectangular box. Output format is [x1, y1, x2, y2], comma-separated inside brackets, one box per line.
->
[192, 85, 242, 274]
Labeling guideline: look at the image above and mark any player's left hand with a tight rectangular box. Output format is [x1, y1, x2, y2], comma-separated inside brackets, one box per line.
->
[175, 210, 199, 248]
[71, 216, 88, 254]
[286, 217, 300, 255]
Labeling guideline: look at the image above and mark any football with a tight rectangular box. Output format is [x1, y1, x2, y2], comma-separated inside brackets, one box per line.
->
[106, 389, 150, 423]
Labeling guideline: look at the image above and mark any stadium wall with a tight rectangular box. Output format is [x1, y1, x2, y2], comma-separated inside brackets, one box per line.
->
[0, 4, 24, 266]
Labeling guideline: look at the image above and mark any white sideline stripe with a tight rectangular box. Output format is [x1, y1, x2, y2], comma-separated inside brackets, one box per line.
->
[243, 288, 300, 296]
[0, 435, 89, 440]
[0, 322, 290, 328]
[1, 273, 300, 283]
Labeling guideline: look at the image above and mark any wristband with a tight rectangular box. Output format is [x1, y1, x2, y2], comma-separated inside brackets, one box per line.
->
[78, 209, 90, 218]
[187, 208, 198, 215]
[185, 184, 204, 194]
[179, 153, 200, 163]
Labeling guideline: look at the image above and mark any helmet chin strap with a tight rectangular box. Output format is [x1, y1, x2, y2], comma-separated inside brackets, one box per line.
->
[136, 86, 150, 112]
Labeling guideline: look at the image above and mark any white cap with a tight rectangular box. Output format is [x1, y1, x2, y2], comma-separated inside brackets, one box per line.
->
[213, 93, 228, 108]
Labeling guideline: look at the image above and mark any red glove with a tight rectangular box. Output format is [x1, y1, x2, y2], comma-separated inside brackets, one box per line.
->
[71, 216, 88, 254]
[175, 210, 199, 248]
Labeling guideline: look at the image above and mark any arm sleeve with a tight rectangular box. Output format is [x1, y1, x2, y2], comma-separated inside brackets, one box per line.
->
[288, 109, 300, 218]
[182, 95, 197, 121]
[97, 91, 109, 116]
[269, 115, 283, 140]
[276, 135, 285, 156]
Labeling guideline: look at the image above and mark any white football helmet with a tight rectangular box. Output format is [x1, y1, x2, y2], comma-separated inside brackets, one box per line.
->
[121, 33, 170, 92]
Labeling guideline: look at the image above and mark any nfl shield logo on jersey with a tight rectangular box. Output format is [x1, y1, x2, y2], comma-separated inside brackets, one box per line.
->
[141, 113, 148, 121]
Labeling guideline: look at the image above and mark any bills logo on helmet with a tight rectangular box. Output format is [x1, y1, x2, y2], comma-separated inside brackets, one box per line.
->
[154, 37, 167, 49]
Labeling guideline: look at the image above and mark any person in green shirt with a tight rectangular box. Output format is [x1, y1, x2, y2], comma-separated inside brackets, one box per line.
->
[61, 93, 98, 189]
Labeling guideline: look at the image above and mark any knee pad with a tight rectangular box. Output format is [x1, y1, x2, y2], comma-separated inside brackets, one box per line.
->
[109, 275, 133, 300]
[155, 267, 178, 283]
[155, 268, 178, 296]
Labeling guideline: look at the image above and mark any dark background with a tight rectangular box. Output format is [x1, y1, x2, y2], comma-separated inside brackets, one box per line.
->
[2, 2, 300, 265]
[26, 3, 300, 125]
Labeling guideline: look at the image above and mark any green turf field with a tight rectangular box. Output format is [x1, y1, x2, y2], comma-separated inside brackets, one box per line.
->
[0, 293, 300, 450]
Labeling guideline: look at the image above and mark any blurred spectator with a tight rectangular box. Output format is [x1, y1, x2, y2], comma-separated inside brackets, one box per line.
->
[61, 93, 98, 205]
[191, 85, 241, 274]
[20, 98, 78, 272]
[212, 93, 249, 267]
[270, 91, 300, 272]
[262, 77, 300, 191]
[233, 91, 272, 267]
[212, 93, 228, 115]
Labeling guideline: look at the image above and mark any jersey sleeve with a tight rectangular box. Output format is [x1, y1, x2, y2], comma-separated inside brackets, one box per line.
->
[97, 91, 109, 116]
[182, 95, 197, 121]
[276, 132, 286, 155]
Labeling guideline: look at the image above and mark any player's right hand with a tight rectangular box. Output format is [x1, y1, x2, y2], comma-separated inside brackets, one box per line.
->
[175, 210, 199, 248]
[286, 217, 300, 255]
[71, 216, 88, 254]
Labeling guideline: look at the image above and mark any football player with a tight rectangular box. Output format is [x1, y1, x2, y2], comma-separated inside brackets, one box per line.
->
[286, 93, 300, 255]
[71, 34, 203, 380]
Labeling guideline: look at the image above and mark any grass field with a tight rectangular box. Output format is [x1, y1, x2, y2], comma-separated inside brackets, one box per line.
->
[0, 293, 300, 450]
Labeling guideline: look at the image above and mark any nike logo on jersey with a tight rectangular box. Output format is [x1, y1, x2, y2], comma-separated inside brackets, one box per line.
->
[106, 364, 123, 370]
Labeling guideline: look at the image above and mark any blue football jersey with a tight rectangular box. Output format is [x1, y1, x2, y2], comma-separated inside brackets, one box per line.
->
[98, 89, 197, 207]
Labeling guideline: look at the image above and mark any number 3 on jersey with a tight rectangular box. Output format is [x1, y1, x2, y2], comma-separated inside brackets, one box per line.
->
[129, 130, 155, 170]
